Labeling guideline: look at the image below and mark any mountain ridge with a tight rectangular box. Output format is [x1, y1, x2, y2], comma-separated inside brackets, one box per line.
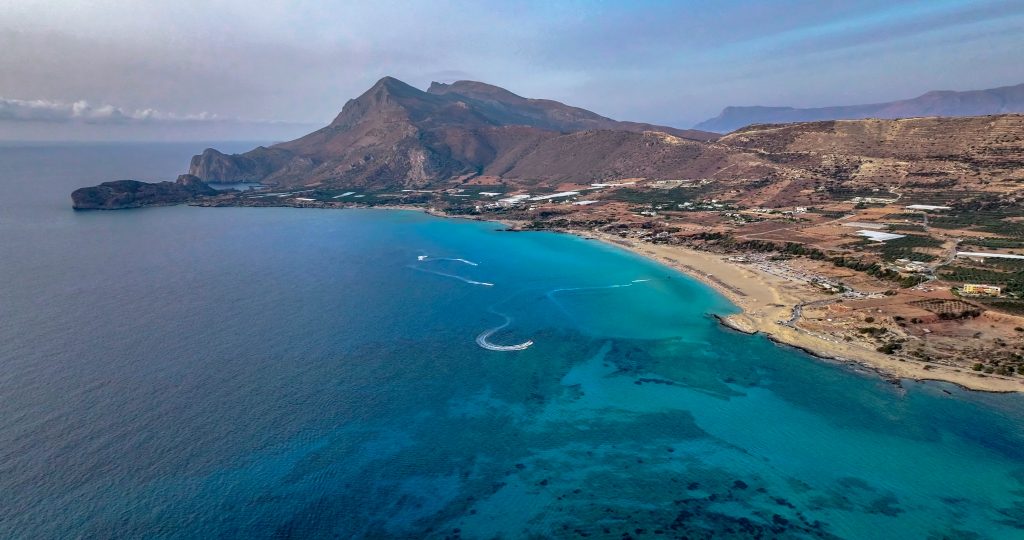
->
[696, 82, 1024, 133]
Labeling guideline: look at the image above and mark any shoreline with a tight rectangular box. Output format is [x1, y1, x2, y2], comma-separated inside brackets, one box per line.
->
[570, 229, 1024, 394]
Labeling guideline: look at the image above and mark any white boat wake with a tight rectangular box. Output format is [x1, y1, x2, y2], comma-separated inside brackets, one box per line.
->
[414, 267, 494, 286]
[417, 255, 479, 266]
[544, 279, 652, 324]
[410, 256, 492, 286]
[547, 280, 641, 296]
[475, 311, 533, 351]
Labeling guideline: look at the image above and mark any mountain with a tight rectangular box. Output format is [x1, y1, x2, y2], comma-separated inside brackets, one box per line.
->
[188, 77, 718, 188]
[695, 83, 1024, 133]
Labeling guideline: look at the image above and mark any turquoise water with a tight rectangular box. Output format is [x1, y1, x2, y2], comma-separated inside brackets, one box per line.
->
[2, 144, 1024, 538]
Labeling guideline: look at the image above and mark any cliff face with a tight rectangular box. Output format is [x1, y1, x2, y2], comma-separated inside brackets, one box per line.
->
[188, 147, 310, 183]
[696, 82, 1024, 133]
[71, 174, 218, 210]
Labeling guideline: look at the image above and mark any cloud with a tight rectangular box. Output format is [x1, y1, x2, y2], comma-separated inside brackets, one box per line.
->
[0, 96, 224, 124]
[1, 1, 1022, 135]
[754, 0, 1024, 57]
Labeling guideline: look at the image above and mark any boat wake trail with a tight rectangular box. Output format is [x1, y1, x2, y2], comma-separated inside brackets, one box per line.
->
[410, 266, 494, 286]
[544, 279, 653, 324]
[417, 255, 479, 266]
[546, 280, 641, 296]
[476, 310, 533, 351]
[410, 255, 492, 286]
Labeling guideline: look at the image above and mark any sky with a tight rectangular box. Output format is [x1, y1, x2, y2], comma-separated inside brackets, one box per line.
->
[1, 0, 1022, 140]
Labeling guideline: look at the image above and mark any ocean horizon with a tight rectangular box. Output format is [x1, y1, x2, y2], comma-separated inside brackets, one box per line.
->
[3, 143, 1024, 538]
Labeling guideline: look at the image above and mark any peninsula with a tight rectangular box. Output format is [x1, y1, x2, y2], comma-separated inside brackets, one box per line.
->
[72, 77, 1024, 391]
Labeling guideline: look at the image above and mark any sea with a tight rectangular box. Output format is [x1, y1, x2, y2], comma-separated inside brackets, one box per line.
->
[2, 142, 1024, 539]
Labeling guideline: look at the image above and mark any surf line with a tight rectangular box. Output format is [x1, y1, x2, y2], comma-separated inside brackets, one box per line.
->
[476, 310, 533, 351]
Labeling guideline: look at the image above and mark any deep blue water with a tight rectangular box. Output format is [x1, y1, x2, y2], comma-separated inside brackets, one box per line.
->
[2, 143, 1024, 539]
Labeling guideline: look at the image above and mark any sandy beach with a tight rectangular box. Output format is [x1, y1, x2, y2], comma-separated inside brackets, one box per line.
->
[579, 230, 1024, 393]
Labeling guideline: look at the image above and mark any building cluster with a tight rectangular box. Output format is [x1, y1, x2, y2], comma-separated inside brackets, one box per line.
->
[961, 284, 1002, 297]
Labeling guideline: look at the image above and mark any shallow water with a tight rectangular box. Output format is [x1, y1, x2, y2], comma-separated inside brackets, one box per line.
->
[2, 143, 1024, 538]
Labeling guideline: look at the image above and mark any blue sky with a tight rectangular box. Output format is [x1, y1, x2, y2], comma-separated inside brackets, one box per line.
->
[1, 0, 1022, 139]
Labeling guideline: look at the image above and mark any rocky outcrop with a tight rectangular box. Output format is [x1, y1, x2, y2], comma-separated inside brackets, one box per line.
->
[71, 174, 218, 210]
[188, 147, 310, 183]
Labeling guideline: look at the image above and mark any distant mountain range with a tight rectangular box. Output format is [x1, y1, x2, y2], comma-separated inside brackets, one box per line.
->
[695, 83, 1024, 133]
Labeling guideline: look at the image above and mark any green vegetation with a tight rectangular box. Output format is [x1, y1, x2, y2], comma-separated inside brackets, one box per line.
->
[877, 342, 902, 355]
[975, 299, 1024, 315]
[609, 187, 714, 206]
[940, 265, 1024, 296]
[808, 209, 847, 219]
[862, 234, 942, 262]
[903, 178, 958, 189]
[909, 299, 983, 319]
[961, 237, 1024, 250]
[829, 255, 925, 286]
[930, 211, 1024, 236]
[883, 212, 925, 222]
[888, 223, 927, 232]
[825, 187, 893, 199]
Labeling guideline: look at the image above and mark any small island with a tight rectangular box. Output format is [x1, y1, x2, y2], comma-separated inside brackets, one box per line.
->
[71, 174, 219, 210]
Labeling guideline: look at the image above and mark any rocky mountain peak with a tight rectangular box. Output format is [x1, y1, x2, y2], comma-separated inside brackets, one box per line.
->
[428, 80, 526, 103]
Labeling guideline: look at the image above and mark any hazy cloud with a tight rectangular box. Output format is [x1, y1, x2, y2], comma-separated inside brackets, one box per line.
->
[0, 97, 223, 123]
